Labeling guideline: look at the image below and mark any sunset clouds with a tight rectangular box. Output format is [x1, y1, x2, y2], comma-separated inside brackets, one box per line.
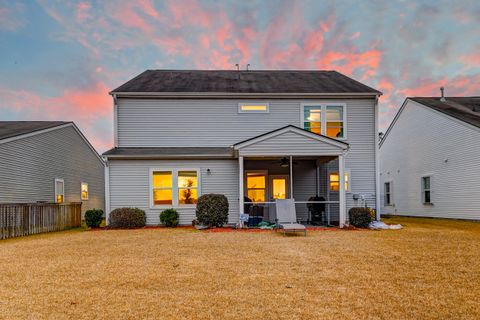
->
[1, 0, 479, 151]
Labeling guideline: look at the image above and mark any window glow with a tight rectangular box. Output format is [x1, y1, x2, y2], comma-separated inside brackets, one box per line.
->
[303, 104, 345, 138]
[246, 173, 266, 202]
[55, 179, 64, 204]
[81, 182, 89, 200]
[329, 171, 349, 192]
[178, 171, 198, 204]
[272, 178, 286, 199]
[153, 171, 173, 205]
[239, 103, 269, 113]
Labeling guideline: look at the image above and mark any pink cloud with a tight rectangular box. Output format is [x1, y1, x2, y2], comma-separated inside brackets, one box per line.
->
[166, 0, 213, 27]
[0, 83, 113, 152]
[460, 53, 480, 66]
[75, 2, 91, 22]
[0, 2, 26, 31]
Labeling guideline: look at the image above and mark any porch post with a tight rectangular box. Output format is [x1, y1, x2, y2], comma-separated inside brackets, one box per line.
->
[239, 156, 244, 223]
[289, 156, 294, 199]
[339, 154, 346, 227]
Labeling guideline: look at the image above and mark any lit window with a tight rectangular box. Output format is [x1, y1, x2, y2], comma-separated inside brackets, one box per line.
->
[329, 170, 350, 192]
[151, 169, 200, 207]
[384, 182, 392, 206]
[178, 171, 198, 204]
[81, 182, 89, 200]
[421, 176, 432, 204]
[246, 172, 266, 202]
[272, 178, 287, 199]
[302, 104, 345, 138]
[239, 103, 269, 113]
[55, 178, 64, 203]
[153, 171, 173, 205]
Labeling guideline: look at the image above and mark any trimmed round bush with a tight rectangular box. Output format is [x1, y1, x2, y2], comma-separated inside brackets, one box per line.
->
[348, 207, 372, 228]
[85, 209, 104, 228]
[109, 207, 146, 228]
[196, 194, 229, 227]
[160, 209, 179, 227]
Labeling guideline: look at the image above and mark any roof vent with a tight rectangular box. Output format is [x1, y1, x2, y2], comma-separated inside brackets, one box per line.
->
[440, 87, 446, 102]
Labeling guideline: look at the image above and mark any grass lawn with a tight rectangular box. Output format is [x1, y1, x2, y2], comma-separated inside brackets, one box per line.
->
[1, 217, 479, 319]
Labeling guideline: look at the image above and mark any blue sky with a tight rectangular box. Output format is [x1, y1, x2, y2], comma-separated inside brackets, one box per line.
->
[1, 0, 479, 151]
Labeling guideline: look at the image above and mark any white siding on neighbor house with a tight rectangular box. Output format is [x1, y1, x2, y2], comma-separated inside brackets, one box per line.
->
[237, 131, 345, 156]
[108, 159, 239, 225]
[0, 126, 105, 215]
[380, 100, 480, 220]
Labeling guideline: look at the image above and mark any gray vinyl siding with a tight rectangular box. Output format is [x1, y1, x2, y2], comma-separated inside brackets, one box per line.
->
[108, 159, 239, 225]
[112, 97, 378, 219]
[237, 131, 344, 156]
[0, 126, 105, 216]
[380, 100, 480, 220]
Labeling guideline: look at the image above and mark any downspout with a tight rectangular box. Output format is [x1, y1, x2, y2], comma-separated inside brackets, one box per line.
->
[374, 95, 381, 221]
[103, 156, 110, 225]
[112, 93, 118, 148]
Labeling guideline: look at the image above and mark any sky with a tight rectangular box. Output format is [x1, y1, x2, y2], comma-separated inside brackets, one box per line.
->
[1, 0, 479, 152]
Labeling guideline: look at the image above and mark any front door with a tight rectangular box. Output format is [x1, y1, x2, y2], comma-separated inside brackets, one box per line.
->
[269, 175, 290, 201]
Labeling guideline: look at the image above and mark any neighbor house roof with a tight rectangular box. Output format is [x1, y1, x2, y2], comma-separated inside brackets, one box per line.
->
[0, 121, 71, 141]
[103, 147, 235, 159]
[111, 70, 381, 96]
[409, 97, 480, 129]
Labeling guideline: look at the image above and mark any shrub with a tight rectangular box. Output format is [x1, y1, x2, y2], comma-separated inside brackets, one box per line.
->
[196, 194, 229, 227]
[109, 207, 146, 228]
[348, 207, 373, 228]
[85, 209, 104, 228]
[160, 209, 179, 227]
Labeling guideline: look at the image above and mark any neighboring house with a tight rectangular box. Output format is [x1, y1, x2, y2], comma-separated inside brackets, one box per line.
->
[380, 95, 480, 220]
[0, 121, 105, 215]
[103, 70, 382, 226]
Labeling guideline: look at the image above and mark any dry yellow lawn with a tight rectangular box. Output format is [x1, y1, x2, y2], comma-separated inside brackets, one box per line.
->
[1, 217, 480, 320]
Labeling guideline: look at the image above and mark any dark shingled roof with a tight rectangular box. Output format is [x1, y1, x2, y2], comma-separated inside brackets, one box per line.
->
[111, 70, 381, 95]
[0, 121, 71, 141]
[410, 97, 480, 128]
[103, 147, 234, 158]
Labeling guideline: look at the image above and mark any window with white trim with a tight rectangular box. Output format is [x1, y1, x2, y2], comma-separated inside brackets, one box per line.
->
[151, 169, 199, 207]
[81, 182, 89, 200]
[302, 104, 346, 138]
[421, 176, 432, 204]
[329, 170, 350, 192]
[384, 182, 392, 206]
[238, 102, 269, 113]
[55, 178, 64, 203]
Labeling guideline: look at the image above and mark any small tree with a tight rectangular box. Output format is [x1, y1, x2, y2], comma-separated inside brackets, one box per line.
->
[160, 209, 179, 227]
[85, 209, 104, 228]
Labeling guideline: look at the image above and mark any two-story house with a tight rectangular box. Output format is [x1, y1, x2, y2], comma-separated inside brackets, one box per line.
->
[103, 70, 381, 227]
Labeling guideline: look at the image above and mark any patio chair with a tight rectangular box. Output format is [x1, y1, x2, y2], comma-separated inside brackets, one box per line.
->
[275, 199, 307, 236]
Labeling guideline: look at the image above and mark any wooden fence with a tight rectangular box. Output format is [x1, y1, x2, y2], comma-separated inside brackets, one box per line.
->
[0, 202, 82, 240]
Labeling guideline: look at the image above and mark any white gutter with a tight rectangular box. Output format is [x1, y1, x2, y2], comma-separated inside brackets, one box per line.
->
[374, 95, 381, 220]
[112, 94, 118, 148]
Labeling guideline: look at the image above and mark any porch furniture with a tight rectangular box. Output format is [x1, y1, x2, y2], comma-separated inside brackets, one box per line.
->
[275, 199, 307, 236]
[307, 196, 326, 225]
[248, 205, 264, 226]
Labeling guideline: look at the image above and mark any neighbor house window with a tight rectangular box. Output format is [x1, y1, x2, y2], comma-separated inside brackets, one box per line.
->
[329, 170, 350, 192]
[246, 172, 266, 202]
[55, 178, 64, 203]
[238, 103, 269, 113]
[81, 182, 89, 200]
[302, 104, 346, 138]
[151, 169, 200, 207]
[384, 182, 392, 206]
[421, 176, 432, 204]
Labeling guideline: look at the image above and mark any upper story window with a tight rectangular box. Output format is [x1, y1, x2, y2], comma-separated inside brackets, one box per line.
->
[81, 182, 89, 200]
[55, 178, 64, 203]
[302, 103, 346, 138]
[238, 103, 269, 113]
[151, 169, 200, 207]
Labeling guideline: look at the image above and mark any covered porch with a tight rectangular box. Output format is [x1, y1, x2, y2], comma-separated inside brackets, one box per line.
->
[234, 125, 349, 227]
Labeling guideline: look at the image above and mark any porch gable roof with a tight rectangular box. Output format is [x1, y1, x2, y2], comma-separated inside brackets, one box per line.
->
[233, 125, 349, 156]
